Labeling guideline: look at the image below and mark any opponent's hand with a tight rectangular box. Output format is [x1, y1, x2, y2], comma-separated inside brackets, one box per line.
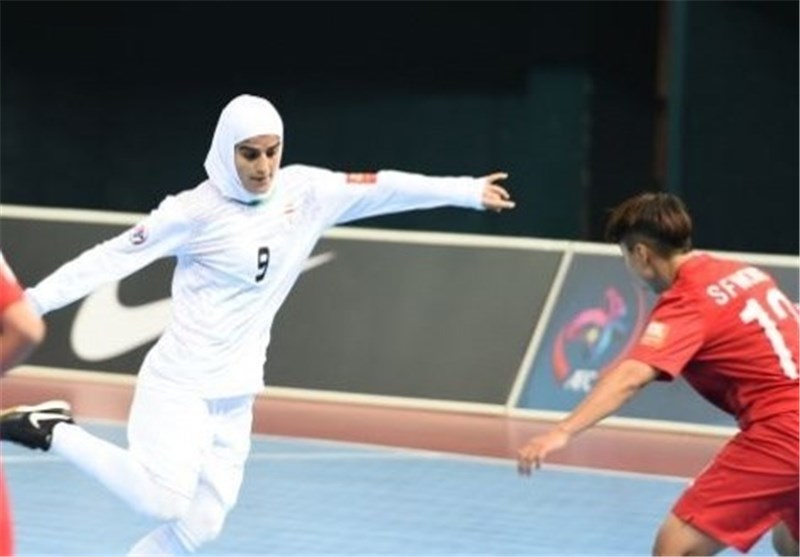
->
[516, 428, 571, 476]
[480, 172, 515, 212]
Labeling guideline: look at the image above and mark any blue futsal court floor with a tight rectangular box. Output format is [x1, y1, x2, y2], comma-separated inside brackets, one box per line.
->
[3, 421, 774, 556]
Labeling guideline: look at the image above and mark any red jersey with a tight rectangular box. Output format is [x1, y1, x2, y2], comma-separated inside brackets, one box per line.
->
[0, 252, 19, 555]
[628, 253, 799, 429]
[0, 252, 24, 312]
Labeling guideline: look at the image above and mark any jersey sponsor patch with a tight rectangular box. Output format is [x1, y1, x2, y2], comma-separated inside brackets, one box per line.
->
[346, 172, 377, 185]
[640, 320, 669, 348]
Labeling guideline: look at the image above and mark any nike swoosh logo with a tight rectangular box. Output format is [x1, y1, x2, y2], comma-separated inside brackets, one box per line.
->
[70, 251, 336, 361]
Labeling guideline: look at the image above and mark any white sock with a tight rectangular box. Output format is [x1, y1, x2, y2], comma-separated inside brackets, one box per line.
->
[50, 423, 189, 519]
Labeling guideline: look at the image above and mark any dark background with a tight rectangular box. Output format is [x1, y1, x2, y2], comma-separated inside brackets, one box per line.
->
[2, 1, 797, 254]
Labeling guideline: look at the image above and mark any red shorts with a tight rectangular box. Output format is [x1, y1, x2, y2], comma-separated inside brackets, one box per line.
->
[673, 412, 799, 553]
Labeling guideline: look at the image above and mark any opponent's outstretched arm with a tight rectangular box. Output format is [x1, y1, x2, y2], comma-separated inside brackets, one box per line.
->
[517, 359, 658, 475]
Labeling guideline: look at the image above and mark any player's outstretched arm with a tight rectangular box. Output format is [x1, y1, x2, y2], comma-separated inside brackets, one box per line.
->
[516, 359, 658, 475]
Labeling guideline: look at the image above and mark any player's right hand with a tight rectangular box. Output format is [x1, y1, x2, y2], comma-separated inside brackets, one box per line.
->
[516, 428, 571, 476]
[480, 172, 515, 212]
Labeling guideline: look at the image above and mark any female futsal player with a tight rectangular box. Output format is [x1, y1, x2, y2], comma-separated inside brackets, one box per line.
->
[1, 94, 515, 554]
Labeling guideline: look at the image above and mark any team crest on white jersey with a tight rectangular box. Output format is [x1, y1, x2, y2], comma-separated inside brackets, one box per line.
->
[128, 224, 148, 245]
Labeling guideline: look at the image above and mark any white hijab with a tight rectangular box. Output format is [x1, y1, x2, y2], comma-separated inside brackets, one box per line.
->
[204, 94, 284, 204]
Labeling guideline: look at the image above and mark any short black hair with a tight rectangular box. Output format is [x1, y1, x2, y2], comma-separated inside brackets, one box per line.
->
[605, 192, 693, 257]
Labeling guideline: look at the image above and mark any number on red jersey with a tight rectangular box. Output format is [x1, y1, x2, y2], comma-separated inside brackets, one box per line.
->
[739, 287, 799, 380]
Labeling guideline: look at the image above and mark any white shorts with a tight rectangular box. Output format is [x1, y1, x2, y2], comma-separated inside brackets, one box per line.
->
[127, 383, 254, 508]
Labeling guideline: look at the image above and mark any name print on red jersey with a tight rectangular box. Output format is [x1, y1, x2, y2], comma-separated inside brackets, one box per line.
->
[706, 265, 770, 305]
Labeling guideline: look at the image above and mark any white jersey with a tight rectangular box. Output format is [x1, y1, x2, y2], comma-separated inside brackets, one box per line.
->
[27, 164, 484, 397]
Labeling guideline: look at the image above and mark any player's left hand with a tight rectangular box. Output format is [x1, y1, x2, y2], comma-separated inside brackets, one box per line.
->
[480, 172, 515, 212]
[517, 428, 571, 476]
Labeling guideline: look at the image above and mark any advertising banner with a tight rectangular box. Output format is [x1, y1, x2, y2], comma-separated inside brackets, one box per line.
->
[4, 207, 796, 419]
